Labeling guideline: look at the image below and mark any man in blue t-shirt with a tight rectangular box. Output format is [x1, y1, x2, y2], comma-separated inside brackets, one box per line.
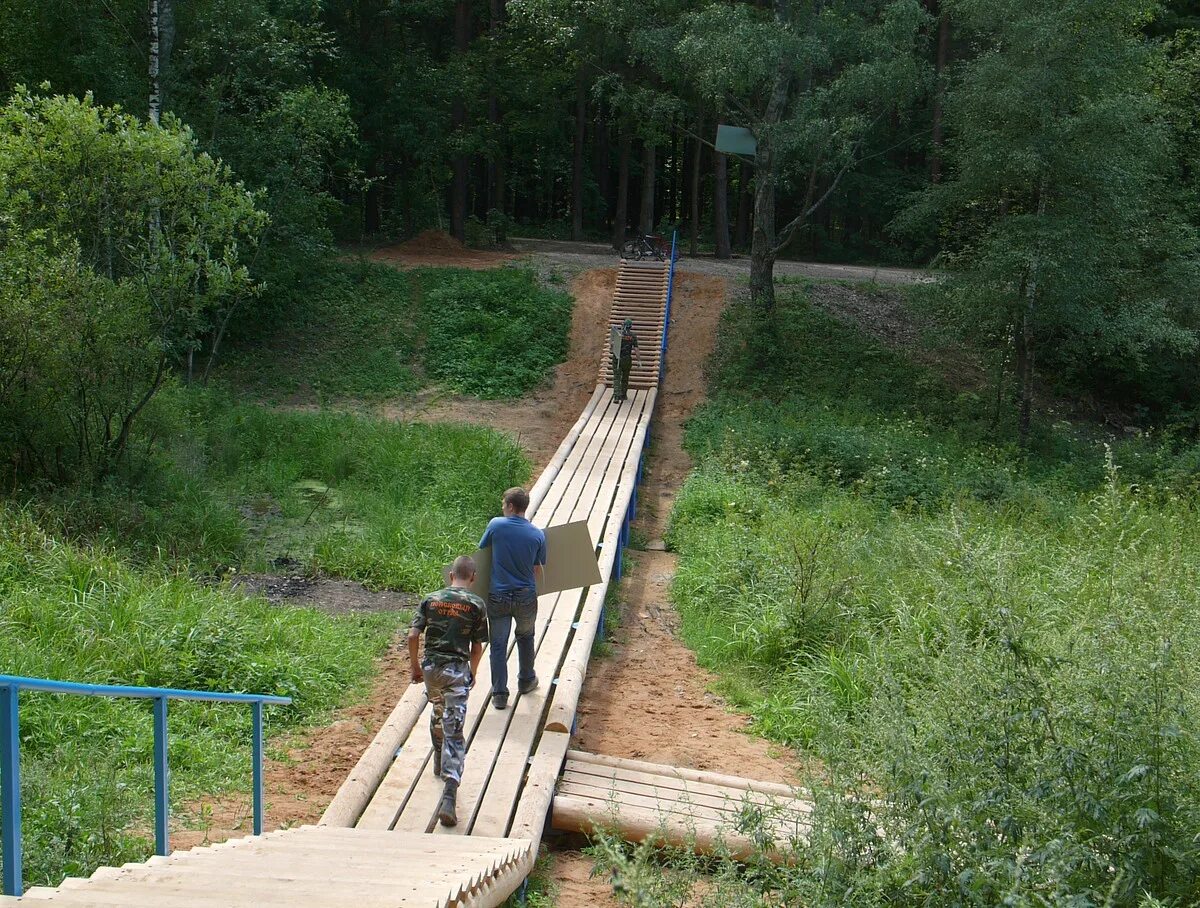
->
[478, 487, 547, 710]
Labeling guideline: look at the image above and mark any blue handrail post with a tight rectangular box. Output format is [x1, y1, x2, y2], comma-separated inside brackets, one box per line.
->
[1, 683, 22, 897]
[251, 702, 264, 836]
[152, 696, 169, 856]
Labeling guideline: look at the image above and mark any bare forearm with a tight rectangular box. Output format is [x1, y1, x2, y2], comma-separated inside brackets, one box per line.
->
[470, 642, 483, 682]
[407, 632, 422, 682]
[534, 564, 545, 586]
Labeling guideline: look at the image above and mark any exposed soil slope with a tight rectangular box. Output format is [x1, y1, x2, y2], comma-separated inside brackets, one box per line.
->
[369, 229, 515, 270]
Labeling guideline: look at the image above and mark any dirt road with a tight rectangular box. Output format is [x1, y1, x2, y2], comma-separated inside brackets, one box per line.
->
[510, 236, 930, 286]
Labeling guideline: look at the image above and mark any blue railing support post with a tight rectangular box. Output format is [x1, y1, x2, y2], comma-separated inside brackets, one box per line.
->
[153, 696, 169, 856]
[1, 684, 22, 897]
[252, 701, 264, 836]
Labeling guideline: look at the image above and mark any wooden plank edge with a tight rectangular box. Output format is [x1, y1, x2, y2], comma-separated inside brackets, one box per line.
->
[544, 390, 656, 734]
[564, 750, 803, 800]
[528, 385, 606, 517]
[550, 794, 800, 864]
[319, 685, 430, 827]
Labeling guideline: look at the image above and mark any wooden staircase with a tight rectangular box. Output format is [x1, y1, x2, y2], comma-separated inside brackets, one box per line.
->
[600, 259, 670, 390]
[14, 826, 534, 907]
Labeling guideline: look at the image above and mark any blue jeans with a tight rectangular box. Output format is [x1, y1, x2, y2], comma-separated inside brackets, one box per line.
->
[488, 589, 537, 696]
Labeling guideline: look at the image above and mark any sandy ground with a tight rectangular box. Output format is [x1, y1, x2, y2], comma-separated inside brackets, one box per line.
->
[368, 229, 517, 270]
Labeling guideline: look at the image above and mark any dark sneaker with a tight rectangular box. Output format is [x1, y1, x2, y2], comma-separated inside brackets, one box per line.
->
[492, 692, 509, 711]
[438, 782, 458, 828]
[432, 748, 442, 779]
[518, 676, 539, 695]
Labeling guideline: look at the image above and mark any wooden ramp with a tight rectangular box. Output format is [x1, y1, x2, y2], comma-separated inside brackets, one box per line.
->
[331, 385, 655, 839]
[16, 827, 534, 907]
[551, 751, 812, 862]
[600, 260, 669, 389]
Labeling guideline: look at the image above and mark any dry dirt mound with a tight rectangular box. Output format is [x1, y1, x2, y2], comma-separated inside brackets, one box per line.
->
[370, 229, 515, 270]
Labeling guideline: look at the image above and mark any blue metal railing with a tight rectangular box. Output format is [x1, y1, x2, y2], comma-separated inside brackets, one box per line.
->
[661, 230, 678, 366]
[0, 674, 291, 897]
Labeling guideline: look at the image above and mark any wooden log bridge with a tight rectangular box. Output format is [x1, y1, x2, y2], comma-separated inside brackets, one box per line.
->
[6, 248, 808, 906]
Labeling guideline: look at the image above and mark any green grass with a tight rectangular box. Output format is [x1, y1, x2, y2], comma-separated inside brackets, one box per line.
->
[220, 259, 573, 401]
[37, 386, 531, 590]
[0, 507, 401, 887]
[661, 289, 1200, 904]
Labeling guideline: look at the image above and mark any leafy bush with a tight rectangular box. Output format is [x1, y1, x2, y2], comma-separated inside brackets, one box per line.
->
[0, 508, 399, 886]
[0, 90, 265, 483]
[661, 286, 1200, 904]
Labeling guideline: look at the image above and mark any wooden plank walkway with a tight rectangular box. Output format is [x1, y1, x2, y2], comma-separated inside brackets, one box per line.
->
[15, 828, 534, 907]
[599, 260, 670, 389]
[551, 751, 811, 862]
[354, 386, 654, 837]
[8, 252, 784, 906]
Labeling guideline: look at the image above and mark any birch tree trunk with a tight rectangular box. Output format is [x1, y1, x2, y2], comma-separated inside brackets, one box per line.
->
[149, 0, 161, 125]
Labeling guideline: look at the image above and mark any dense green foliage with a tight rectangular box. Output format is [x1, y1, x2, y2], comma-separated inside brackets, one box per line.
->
[3, 0, 1200, 422]
[36, 388, 530, 590]
[662, 290, 1200, 904]
[221, 261, 572, 401]
[0, 91, 264, 483]
[0, 507, 400, 886]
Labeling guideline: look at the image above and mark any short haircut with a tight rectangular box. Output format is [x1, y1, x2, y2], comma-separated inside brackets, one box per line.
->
[451, 555, 476, 580]
[503, 487, 530, 514]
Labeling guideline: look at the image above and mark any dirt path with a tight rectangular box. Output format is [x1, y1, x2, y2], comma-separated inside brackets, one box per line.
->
[510, 236, 930, 286]
[547, 269, 803, 905]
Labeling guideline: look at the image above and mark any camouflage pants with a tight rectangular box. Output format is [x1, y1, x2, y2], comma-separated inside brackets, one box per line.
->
[424, 661, 470, 784]
[613, 354, 633, 401]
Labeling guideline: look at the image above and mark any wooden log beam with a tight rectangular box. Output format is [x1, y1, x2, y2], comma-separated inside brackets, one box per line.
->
[318, 685, 429, 827]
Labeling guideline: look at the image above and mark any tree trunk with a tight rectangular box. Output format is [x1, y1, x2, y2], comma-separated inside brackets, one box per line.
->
[571, 74, 586, 241]
[594, 104, 610, 226]
[613, 130, 632, 249]
[1016, 182, 1047, 447]
[689, 114, 703, 256]
[148, 0, 161, 124]
[488, 0, 506, 234]
[735, 160, 752, 251]
[713, 151, 731, 259]
[450, 0, 471, 241]
[930, 5, 951, 184]
[638, 141, 656, 234]
[1014, 307, 1033, 447]
[748, 57, 792, 313]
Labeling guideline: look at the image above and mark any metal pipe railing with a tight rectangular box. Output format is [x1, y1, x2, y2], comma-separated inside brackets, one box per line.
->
[0, 674, 292, 896]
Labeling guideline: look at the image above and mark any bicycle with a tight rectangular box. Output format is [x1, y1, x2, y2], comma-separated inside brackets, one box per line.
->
[620, 234, 668, 262]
